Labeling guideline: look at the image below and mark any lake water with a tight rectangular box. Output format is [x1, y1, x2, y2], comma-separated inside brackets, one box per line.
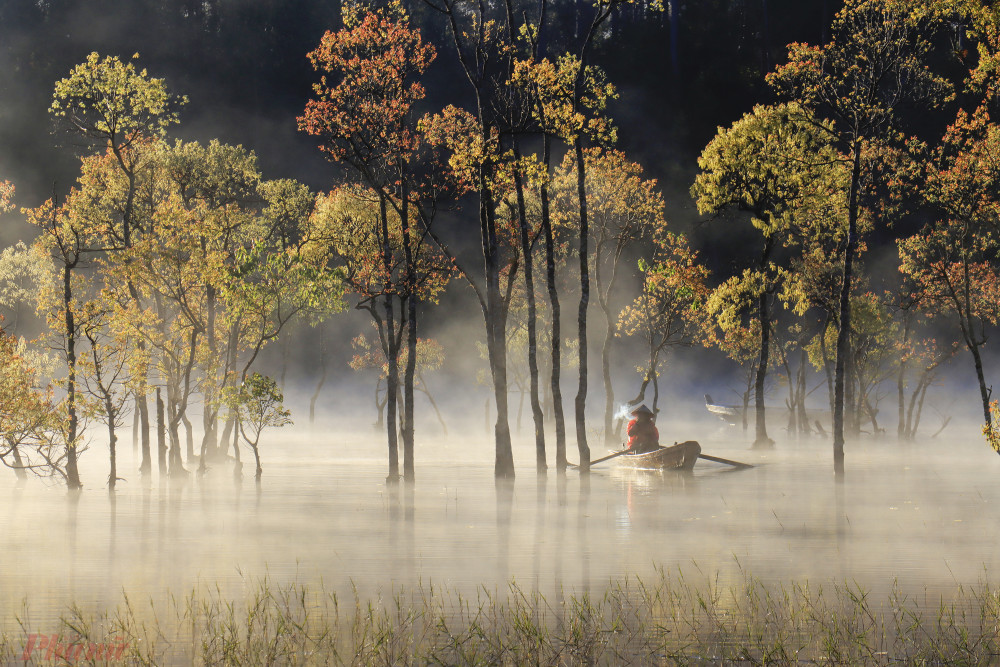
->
[3, 419, 1000, 636]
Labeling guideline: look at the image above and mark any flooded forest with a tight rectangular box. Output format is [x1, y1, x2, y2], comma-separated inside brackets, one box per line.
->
[2, 0, 1000, 664]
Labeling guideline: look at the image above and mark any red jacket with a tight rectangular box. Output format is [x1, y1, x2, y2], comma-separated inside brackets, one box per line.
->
[626, 418, 659, 451]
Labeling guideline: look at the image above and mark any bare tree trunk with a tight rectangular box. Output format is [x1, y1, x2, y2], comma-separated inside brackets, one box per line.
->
[379, 195, 400, 484]
[601, 318, 615, 445]
[753, 289, 772, 448]
[200, 403, 218, 466]
[156, 388, 167, 476]
[833, 142, 862, 478]
[513, 142, 546, 473]
[219, 413, 235, 457]
[573, 139, 591, 472]
[138, 391, 152, 475]
[796, 348, 810, 435]
[401, 182, 417, 484]
[63, 265, 81, 489]
[541, 135, 566, 472]
[310, 328, 328, 425]
[182, 413, 194, 461]
[416, 373, 448, 434]
[107, 411, 118, 491]
[478, 169, 515, 479]
[10, 444, 27, 480]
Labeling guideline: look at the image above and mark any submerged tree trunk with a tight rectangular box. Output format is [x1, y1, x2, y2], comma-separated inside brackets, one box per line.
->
[310, 328, 328, 425]
[156, 388, 167, 476]
[833, 142, 862, 478]
[107, 402, 118, 490]
[182, 413, 194, 461]
[379, 195, 400, 484]
[63, 264, 81, 490]
[10, 443, 27, 480]
[513, 142, 546, 473]
[482, 179, 515, 479]
[796, 348, 811, 435]
[138, 392, 152, 474]
[896, 317, 911, 439]
[219, 413, 235, 458]
[753, 289, 772, 448]
[541, 135, 567, 472]
[573, 139, 591, 473]
[400, 182, 417, 484]
[968, 332, 992, 434]
[601, 317, 615, 445]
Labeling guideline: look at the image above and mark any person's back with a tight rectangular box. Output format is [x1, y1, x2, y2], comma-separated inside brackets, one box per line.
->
[626, 405, 659, 454]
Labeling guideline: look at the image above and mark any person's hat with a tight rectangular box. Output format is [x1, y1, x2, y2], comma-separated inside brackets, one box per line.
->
[630, 404, 654, 416]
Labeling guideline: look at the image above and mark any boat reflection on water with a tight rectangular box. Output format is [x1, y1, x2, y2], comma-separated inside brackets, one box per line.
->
[612, 466, 699, 532]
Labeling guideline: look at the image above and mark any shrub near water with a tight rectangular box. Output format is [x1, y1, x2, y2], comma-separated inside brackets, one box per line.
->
[5, 571, 1000, 665]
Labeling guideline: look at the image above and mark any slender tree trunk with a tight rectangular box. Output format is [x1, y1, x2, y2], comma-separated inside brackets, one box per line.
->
[11, 444, 27, 480]
[600, 304, 617, 444]
[156, 388, 167, 476]
[897, 363, 907, 439]
[820, 315, 835, 418]
[232, 418, 241, 463]
[959, 243, 994, 437]
[138, 392, 151, 474]
[167, 389, 186, 476]
[796, 348, 810, 434]
[541, 135, 566, 472]
[417, 373, 448, 434]
[182, 413, 194, 461]
[63, 265, 81, 490]
[482, 180, 515, 479]
[513, 142, 546, 473]
[573, 139, 591, 472]
[652, 367, 660, 413]
[252, 442, 261, 481]
[400, 181, 417, 483]
[833, 142, 862, 477]
[375, 377, 386, 428]
[310, 329, 328, 425]
[380, 195, 400, 483]
[199, 406, 217, 472]
[219, 413, 235, 457]
[754, 289, 772, 448]
[107, 411, 117, 491]
[969, 338, 992, 430]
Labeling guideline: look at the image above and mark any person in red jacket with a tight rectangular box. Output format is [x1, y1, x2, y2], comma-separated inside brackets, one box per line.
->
[626, 405, 659, 453]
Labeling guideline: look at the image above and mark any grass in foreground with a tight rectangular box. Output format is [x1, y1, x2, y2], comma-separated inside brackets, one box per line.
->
[5, 570, 1000, 665]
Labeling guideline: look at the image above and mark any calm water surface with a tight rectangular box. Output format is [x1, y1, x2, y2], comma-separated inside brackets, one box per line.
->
[3, 423, 1000, 628]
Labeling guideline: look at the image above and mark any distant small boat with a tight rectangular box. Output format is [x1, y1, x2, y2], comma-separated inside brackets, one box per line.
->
[704, 394, 743, 425]
[617, 440, 701, 471]
[704, 394, 833, 431]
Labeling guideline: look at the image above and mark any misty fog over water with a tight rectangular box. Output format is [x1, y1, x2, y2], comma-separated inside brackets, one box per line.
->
[5, 419, 1000, 631]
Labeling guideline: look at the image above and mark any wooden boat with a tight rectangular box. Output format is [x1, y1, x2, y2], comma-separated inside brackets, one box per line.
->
[617, 440, 701, 471]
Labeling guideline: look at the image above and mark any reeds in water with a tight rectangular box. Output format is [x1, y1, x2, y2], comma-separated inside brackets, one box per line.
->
[5, 569, 1000, 665]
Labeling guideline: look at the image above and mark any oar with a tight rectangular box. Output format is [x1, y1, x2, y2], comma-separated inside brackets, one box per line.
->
[567, 448, 630, 469]
[698, 453, 753, 469]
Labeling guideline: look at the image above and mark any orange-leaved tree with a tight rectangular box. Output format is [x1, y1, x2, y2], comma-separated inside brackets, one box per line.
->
[300, 0, 436, 483]
[899, 105, 1000, 449]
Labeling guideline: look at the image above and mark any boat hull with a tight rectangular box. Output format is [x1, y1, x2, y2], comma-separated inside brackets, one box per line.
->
[618, 441, 701, 471]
